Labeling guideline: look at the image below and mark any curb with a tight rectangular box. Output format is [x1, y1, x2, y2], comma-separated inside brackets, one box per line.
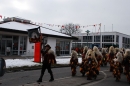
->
[5, 64, 70, 73]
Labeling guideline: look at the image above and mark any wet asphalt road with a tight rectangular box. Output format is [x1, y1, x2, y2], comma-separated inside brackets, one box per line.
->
[1, 64, 128, 86]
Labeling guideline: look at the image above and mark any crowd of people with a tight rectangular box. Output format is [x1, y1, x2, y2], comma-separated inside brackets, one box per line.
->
[37, 43, 130, 84]
[70, 46, 130, 84]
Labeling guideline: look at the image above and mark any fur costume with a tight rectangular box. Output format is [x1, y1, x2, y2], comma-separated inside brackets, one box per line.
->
[101, 48, 108, 66]
[83, 46, 88, 54]
[116, 52, 123, 63]
[85, 49, 98, 66]
[82, 46, 88, 61]
[80, 46, 88, 76]
[102, 48, 107, 54]
[115, 48, 120, 54]
[71, 50, 78, 59]
[113, 52, 123, 81]
[109, 46, 115, 54]
[124, 49, 130, 58]
[119, 49, 125, 58]
[93, 46, 103, 71]
[108, 46, 116, 72]
[121, 48, 125, 53]
[70, 50, 78, 76]
[41, 49, 56, 64]
[38, 48, 55, 82]
[48, 49, 56, 64]
[122, 49, 130, 83]
[80, 49, 93, 76]
[84, 49, 98, 80]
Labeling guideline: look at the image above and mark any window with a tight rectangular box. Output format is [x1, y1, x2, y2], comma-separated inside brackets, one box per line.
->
[83, 36, 92, 42]
[122, 37, 124, 43]
[23, 37, 27, 50]
[13, 36, 19, 50]
[116, 35, 119, 42]
[94, 36, 100, 42]
[20, 36, 24, 50]
[122, 37, 129, 44]
[56, 41, 70, 55]
[102, 35, 114, 42]
[19, 36, 27, 55]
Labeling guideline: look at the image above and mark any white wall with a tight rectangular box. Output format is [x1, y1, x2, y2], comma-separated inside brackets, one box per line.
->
[119, 35, 122, 48]
[26, 37, 56, 56]
[26, 37, 73, 56]
[47, 37, 56, 53]
[26, 37, 35, 56]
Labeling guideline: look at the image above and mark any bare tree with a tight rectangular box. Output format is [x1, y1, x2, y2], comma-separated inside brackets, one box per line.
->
[60, 23, 82, 36]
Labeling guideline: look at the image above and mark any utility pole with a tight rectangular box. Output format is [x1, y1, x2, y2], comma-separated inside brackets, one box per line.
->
[112, 24, 113, 46]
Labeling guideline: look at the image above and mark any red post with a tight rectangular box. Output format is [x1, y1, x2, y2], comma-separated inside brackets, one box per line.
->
[34, 42, 41, 63]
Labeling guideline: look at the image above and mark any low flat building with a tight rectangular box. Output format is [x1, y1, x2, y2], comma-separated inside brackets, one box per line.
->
[0, 17, 78, 56]
[72, 32, 130, 49]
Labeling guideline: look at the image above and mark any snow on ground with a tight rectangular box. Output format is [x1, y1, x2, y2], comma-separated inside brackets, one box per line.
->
[5, 57, 82, 68]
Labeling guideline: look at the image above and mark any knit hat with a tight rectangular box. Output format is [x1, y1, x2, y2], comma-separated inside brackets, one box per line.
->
[45, 44, 51, 48]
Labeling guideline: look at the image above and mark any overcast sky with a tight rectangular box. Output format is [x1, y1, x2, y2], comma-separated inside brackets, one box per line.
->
[0, 0, 130, 34]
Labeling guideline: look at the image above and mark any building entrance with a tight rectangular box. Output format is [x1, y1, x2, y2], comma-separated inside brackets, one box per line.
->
[0, 39, 12, 56]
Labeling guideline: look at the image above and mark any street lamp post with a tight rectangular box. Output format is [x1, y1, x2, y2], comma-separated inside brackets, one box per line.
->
[85, 30, 90, 47]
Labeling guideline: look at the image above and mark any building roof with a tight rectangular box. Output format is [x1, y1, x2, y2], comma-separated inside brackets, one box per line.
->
[0, 21, 78, 40]
[72, 31, 130, 38]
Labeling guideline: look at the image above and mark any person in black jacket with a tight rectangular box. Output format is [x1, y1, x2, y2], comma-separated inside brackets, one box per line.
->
[37, 44, 56, 83]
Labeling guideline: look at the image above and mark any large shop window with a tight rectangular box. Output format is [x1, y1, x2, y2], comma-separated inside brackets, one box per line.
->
[102, 35, 114, 42]
[20, 36, 27, 55]
[56, 41, 70, 56]
[13, 36, 19, 50]
[13, 36, 19, 55]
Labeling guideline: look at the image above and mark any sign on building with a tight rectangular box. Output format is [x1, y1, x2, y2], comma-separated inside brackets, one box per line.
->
[27, 26, 42, 43]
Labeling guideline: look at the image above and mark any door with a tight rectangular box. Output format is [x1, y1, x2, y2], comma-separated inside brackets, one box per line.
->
[1, 40, 12, 55]
[6, 40, 12, 55]
[1, 40, 6, 55]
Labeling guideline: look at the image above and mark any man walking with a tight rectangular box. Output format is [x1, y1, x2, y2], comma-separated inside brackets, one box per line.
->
[37, 44, 56, 82]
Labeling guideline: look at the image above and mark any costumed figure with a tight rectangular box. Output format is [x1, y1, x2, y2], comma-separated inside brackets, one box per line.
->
[122, 49, 130, 83]
[108, 46, 116, 72]
[82, 46, 88, 61]
[37, 44, 56, 82]
[85, 49, 98, 80]
[101, 48, 108, 66]
[115, 48, 120, 55]
[70, 50, 78, 76]
[80, 46, 88, 76]
[113, 52, 123, 81]
[119, 48, 126, 74]
[120, 48, 125, 59]
[93, 46, 103, 75]
[121, 48, 125, 54]
[80, 47, 84, 55]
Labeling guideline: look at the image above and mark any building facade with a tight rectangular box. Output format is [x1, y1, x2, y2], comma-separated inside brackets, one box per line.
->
[72, 32, 130, 49]
[0, 17, 78, 56]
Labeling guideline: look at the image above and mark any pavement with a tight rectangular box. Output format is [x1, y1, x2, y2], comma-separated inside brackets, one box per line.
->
[2, 55, 105, 86]
[19, 71, 105, 86]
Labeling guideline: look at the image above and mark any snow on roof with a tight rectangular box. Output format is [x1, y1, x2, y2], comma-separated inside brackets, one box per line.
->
[0, 21, 38, 30]
[40, 27, 71, 37]
[0, 21, 71, 37]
